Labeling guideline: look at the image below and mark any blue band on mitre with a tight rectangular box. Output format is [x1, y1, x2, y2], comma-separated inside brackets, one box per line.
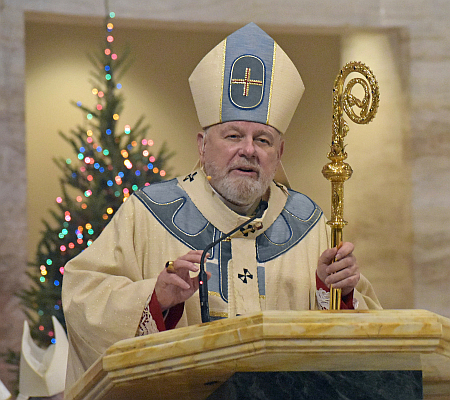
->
[222, 23, 274, 124]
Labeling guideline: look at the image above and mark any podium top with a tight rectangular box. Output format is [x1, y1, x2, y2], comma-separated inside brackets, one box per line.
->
[66, 309, 450, 400]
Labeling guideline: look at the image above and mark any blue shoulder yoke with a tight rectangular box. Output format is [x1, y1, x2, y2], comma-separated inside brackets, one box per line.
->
[134, 179, 322, 263]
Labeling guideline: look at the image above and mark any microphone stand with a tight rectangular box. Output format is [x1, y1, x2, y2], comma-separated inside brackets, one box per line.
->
[198, 201, 268, 323]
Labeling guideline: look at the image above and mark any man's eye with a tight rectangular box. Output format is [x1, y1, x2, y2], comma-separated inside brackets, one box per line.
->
[256, 138, 271, 145]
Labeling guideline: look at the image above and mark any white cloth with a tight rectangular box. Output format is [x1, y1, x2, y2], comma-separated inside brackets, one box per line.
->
[0, 379, 11, 400]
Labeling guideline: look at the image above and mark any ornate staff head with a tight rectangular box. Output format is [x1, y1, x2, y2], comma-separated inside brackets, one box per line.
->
[322, 61, 380, 230]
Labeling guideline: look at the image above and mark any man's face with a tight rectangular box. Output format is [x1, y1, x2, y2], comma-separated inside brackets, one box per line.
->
[197, 121, 284, 206]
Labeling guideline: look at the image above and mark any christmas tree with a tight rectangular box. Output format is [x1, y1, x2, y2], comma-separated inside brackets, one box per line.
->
[18, 11, 173, 348]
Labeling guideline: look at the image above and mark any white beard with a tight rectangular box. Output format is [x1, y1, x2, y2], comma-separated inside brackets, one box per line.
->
[205, 159, 275, 206]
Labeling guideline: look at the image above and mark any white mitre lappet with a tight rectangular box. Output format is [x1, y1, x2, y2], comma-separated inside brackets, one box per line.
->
[0, 379, 11, 400]
[16, 316, 68, 400]
[189, 22, 305, 186]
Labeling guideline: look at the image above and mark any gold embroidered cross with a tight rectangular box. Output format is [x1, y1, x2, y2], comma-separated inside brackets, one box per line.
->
[231, 68, 263, 96]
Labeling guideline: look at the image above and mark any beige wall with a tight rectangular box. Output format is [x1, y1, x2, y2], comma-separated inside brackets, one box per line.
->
[2, 0, 449, 392]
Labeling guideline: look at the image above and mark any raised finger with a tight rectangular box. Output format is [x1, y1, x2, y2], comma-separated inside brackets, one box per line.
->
[170, 251, 210, 272]
[168, 259, 200, 274]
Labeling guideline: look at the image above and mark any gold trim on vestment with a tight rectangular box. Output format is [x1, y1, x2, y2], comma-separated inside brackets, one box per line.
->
[210, 310, 228, 317]
[219, 39, 227, 123]
[266, 41, 276, 125]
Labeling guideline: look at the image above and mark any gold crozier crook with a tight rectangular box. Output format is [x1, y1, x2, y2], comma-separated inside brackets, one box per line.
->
[322, 61, 380, 310]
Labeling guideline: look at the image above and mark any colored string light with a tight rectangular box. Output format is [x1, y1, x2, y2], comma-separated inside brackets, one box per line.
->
[124, 160, 132, 169]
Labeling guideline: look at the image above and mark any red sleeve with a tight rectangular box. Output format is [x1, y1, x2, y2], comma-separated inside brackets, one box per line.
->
[149, 290, 184, 331]
[316, 273, 354, 309]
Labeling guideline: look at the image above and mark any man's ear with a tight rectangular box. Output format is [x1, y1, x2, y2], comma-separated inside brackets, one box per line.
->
[279, 139, 285, 160]
[197, 131, 206, 159]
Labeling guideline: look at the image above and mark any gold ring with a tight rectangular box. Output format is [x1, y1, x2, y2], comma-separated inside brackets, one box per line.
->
[165, 261, 175, 273]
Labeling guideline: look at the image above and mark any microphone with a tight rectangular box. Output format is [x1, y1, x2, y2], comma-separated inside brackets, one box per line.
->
[198, 200, 268, 323]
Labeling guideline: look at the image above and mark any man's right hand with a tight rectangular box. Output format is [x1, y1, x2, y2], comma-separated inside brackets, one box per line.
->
[154, 250, 211, 311]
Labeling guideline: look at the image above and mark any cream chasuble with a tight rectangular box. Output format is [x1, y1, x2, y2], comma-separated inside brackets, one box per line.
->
[63, 169, 381, 389]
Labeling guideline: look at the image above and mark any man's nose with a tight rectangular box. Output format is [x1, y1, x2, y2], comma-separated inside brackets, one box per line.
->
[238, 137, 256, 157]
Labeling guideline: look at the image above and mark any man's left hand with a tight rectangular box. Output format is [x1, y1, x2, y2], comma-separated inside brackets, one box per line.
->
[316, 242, 360, 297]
